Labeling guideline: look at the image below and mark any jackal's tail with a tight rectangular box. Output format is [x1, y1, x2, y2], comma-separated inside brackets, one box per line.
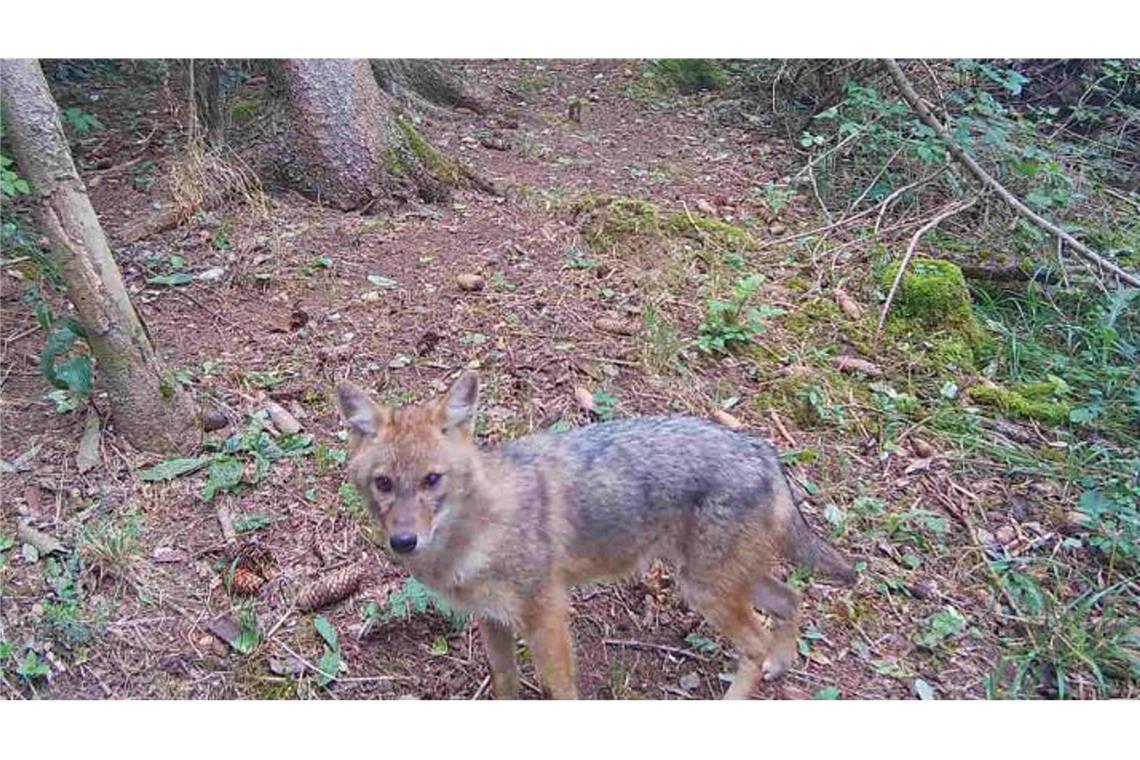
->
[786, 500, 857, 586]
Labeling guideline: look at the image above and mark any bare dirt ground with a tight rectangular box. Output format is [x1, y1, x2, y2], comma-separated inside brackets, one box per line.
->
[1, 60, 1116, 700]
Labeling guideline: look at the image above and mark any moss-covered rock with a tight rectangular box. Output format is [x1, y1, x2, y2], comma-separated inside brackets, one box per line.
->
[571, 195, 663, 250]
[966, 383, 1071, 426]
[881, 257, 976, 333]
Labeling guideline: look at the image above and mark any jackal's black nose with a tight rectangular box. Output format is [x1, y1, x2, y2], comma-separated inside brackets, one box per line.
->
[389, 533, 418, 554]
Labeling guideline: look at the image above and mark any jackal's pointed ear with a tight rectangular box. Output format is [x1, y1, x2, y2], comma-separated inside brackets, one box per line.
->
[336, 383, 390, 443]
[440, 371, 479, 436]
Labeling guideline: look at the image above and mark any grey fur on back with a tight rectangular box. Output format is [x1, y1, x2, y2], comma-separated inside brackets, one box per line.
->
[493, 417, 791, 570]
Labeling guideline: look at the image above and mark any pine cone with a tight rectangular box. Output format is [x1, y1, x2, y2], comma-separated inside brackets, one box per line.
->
[230, 566, 265, 596]
[296, 564, 368, 612]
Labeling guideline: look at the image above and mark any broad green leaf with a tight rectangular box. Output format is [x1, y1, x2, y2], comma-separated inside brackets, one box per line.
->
[201, 455, 244, 501]
[148, 273, 194, 287]
[314, 615, 338, 650]
[140, 456, 212, 482]
[813, 686, 841, 699]
[317, 649, 341, 686]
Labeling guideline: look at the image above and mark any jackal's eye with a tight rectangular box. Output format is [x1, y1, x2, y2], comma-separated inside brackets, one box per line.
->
[422, 472, 442, 488]
[374, 475, 393, 493]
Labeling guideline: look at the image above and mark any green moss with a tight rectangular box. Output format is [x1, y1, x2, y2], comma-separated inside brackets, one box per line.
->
[784, 297, 879, 357]
[881, 258, 977, 334]
[664, 213, 755, 249]
[571, 195, 662, 250]
[231, 98, 260, 123]
[967, 383, 1071, 426]
[753, 365, 863, 431]
[392, 115, 464, 187]
[785, 276, 811, 293]
[651, 59, 729, 93]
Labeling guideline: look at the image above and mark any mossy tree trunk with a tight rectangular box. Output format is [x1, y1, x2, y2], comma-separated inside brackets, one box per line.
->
[275, 59, 473, 211]
[0, 59, 201, 455]
[193, 59, 238, 148]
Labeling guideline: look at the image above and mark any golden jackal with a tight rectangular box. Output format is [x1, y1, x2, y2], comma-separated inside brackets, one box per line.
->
[338, 372, 855, 699]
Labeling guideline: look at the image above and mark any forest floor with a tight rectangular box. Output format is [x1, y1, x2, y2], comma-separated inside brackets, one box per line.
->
[1, 59, 1137, 700]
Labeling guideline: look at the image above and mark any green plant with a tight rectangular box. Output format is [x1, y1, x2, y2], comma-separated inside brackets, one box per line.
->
[650, 60, 729, 94]
[362, 577, 469, 636]
[314, 615, 343, 686]
[592, 386, 618, 421]
[138, 411, 313, 502]
[78, 509, 143, 576]
[60, 107, 104, 136]
[697, 275, 784, 354]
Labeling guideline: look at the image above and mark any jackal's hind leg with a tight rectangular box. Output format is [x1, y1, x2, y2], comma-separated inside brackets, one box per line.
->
[753, 576, 802, 682]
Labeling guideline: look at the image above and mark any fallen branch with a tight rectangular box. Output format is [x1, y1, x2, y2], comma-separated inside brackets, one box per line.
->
[877, 196, 978, 336]
[881, 59, 1140, 288]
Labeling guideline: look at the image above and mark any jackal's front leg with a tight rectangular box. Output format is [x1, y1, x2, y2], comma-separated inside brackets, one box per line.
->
[523, 589, 578, 699]
[479, 616, 519, 699]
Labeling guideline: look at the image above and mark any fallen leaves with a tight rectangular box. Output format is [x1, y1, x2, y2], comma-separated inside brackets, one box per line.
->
[17, 522, 66, 556]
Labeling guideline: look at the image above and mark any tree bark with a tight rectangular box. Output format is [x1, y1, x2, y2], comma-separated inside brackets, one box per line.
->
[193, 59, 238, 148]
[275, 59, 489, 211]
[371, 59, 490, 115]
[1, 59, 201, 455]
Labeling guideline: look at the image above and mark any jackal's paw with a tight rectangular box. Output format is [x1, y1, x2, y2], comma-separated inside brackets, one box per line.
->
[761, 648, 796, 681]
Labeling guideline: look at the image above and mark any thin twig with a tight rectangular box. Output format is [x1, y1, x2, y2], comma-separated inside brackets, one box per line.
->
[876, 196, 978, 337]
[602, 638, 710, 662]
[882, 59, 1140, 288]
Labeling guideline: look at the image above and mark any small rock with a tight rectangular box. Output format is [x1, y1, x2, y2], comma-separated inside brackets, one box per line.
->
[1064, 511, 1093, 530]
[202, 408, 229, 432]
[695, 199, 717, 216]
[456, 273, 485, 292]
[359, 290, 382, 303]
[833, 355, 882, 377]
[264, 401, 302, 435]
[994, 526, 1017, 546]
[269, 656, 306, 678]
[768, 222, 788, 236]
[152, 546, 188, 563]
[196, 267, 226, 282]
[909, 437, 936, 458]
[679, 672, 701, 692]
[573, 386, 595, 413]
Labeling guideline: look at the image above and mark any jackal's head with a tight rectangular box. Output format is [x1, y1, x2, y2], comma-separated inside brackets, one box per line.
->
[335, 372, 480, 559]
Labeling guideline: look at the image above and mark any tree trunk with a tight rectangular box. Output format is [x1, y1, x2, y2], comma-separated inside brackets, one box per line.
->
[275, 59, 480, 211]
[371, 59, 490, 115]
[193, 59, 238, 148]
[1, 59, 201, 455]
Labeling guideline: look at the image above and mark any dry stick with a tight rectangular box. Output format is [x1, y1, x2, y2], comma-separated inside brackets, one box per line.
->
[877, 196, 979, 337]
[881, 59, 1140, 288]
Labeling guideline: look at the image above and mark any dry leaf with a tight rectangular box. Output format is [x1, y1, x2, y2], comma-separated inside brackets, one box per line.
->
[909, 437, 936, 458]
[833, 288, 864, 320]
[573, 386, 595, 413]
[711, 409, 744, 431]
[76, 410, 101, 474]
[695, 199, 717, 215]
[903, 457, 933, 475]
[17, 522, 65, 556]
